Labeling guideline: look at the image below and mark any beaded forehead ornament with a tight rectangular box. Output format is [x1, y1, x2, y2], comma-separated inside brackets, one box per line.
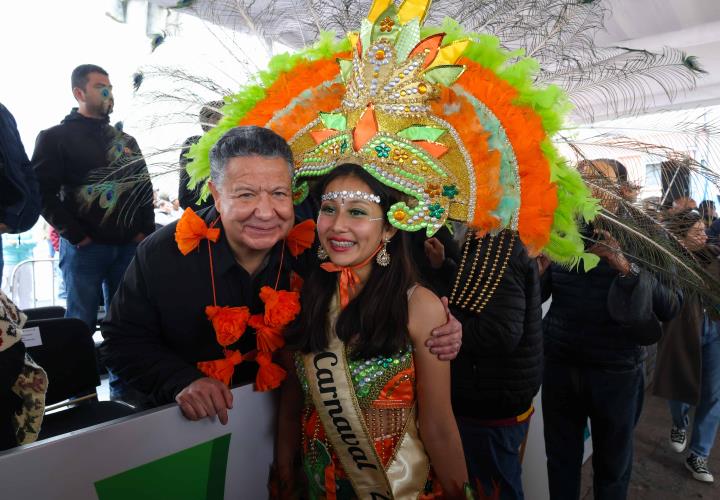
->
[322, 190, 382, 204]
[188, 0, 596, 265]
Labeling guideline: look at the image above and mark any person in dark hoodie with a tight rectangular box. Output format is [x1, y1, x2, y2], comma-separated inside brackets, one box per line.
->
[430, 229, 542, 499]
[0, 102, 41, 278]
[32, 64, 155, 331]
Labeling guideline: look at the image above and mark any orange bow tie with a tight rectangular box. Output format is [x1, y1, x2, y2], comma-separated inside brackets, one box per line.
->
[286, 219, 316, 257]
[320, 243, 382, 309]
[175, 208, 220, 255]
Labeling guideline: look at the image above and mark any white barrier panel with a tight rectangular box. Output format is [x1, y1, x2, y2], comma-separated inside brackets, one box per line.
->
[0, 384, 276, 500]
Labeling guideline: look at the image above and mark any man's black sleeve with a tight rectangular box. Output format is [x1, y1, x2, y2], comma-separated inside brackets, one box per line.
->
[99, 243, 203, 405]
[31, 130, 87, 244]
[608, 268, 682, 324]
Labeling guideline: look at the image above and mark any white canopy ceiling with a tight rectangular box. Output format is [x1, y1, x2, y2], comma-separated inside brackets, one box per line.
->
[595, 0, 720, 114]
[166, 0, 720, 118]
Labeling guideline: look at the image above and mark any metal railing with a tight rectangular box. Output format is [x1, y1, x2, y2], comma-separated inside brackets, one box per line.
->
[9, 258, 62, 310]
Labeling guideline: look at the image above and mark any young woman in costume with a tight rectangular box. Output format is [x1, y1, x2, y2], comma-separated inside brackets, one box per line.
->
[184, 2, 597, 496]
[277, 163, 468, 498]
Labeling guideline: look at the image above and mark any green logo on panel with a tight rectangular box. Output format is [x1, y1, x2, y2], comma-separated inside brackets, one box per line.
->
[94, 434, 231, 500]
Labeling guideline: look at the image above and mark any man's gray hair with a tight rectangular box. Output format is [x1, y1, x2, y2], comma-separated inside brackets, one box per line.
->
[209, 126, 294, 186]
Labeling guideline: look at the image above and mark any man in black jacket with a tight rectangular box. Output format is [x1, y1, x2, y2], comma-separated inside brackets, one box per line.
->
[432, 229, 542, 500]
[540, 159, 682, 500]
[32, 64, 155, 331]
[100, 126, 463, 420]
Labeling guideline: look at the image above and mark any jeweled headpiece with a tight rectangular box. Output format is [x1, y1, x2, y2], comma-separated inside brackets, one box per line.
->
[188, 0, 597, 265]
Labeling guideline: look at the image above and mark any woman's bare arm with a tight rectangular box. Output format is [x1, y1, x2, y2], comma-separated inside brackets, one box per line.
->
[408, 286, 468, 499]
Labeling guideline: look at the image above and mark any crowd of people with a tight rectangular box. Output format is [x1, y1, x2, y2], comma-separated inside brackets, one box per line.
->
[1, 49, 719, 500]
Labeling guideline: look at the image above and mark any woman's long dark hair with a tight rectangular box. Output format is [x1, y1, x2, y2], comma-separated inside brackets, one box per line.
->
[285, 164, 417, 359]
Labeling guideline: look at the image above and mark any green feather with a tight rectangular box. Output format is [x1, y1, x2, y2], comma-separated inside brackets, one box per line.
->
[397, 125, 446, 141]
[319, 112, 347, 131]
[337, 58, 353, 83]
[395, 18, 420, 62]
[423, 65, 465, 86]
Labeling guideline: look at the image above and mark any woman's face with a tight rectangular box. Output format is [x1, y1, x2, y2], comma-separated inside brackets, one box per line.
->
[682, 220, 708, 251]
[317, 175, 396, 268]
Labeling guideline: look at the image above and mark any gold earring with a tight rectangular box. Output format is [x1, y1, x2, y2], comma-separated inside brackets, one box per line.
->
[317, 245, 328, 261]
[376, 238, 391, 267]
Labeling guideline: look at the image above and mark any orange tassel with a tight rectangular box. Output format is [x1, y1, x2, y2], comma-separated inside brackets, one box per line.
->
[249, 314, 285, 353]
[255, 351, 287, 391]
[197, 350, 244, 386]
[175, 208, 220, 255]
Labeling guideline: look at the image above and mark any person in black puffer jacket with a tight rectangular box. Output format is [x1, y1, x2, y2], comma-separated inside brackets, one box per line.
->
[540, 159, 682, 500]
[432, 229, 542, 500]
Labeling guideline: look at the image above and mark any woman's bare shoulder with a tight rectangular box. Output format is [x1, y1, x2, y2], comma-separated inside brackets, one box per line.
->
[407, 286, 446, 341]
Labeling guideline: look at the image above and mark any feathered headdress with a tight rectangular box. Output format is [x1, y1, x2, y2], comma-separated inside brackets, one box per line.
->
[187, 0, 598, 267]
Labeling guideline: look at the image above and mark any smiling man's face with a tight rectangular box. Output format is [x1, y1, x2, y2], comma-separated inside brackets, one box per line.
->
[209, 155, 295, 256]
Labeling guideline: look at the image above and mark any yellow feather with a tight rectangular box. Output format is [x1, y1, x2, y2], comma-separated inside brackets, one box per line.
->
[398, 0, 432, 24]
[347, 32, 359, 49]
[367, 0, 393, 23]
[428, 39, 470, 69]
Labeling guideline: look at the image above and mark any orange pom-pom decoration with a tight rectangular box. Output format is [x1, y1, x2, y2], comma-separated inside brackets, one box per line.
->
[259, 287, 301, 328]
[249, 314, 285, 353]
[205, 305, 251, 346]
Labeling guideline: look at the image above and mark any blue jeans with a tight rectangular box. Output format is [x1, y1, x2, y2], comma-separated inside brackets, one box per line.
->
[59, 238, 137, 331]
[457, 416, 529, 500]
[543, 361, 644, 500]
[668, 316, 720, 459]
